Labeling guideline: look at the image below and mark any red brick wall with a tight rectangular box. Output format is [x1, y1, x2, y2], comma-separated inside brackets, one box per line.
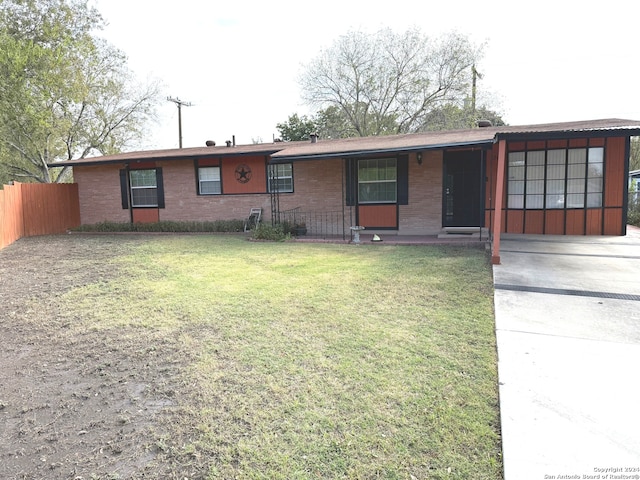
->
[160, 160, 272, 222]
[74, 165, 130, 225]
[74, 155, 446, 234]
[277, 159, 344, 212]
[399, 150, 443, 234]
[74, 159, 349, 226]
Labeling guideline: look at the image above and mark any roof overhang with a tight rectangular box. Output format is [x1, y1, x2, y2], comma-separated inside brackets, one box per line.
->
[495, 126, 640, 142]
[47, 119, 640, 169]
[269, 139, 495, 164]
[48, 148, 282, 168]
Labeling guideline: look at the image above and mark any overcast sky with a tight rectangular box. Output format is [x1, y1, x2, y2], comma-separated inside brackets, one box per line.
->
[94, 0, 640, 150]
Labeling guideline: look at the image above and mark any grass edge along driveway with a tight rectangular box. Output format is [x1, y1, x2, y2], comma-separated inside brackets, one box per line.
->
[58, 235, 503, 479]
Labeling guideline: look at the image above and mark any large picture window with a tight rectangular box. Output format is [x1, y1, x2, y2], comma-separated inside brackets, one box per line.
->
[130, 169, 158, 207]
[198, 166, 221, 194]
[268, 163, 293, 193]
[358, 158, 397, 203]
[508, 147, 603, 209]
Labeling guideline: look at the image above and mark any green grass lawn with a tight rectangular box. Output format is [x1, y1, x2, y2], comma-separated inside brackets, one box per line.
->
[58, 235, 502, 479]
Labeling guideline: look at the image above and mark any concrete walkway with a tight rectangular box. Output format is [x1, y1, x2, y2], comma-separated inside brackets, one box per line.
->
[493, 228, 640, 480]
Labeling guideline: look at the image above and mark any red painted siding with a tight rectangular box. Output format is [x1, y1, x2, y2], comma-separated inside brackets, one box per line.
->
[524, 210, 544, 234]
[544, 210, 565, 235]
[220, 156, 267, 194]
[486, 136, 629, 236]
[358, 205, 397, 228]
[565, 210, 585, 235]
[133, 208, 159, 223]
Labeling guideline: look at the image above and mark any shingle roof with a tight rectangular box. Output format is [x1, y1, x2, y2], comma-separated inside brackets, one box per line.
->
[49, 118, 640, 167]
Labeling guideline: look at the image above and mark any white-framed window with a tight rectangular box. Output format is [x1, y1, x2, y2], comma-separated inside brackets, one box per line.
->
[130, 169, 158, 207]
[507, 147, 603, 209]
[198, 166, 221, 194]
[358, 158, 397, 203]
[268, 163, 293, 193]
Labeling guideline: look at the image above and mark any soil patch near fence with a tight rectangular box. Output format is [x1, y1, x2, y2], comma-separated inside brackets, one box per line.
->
[0, 236, 205, 479]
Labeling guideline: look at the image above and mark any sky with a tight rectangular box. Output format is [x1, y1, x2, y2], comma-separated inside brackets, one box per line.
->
[94, 0, 640, 150]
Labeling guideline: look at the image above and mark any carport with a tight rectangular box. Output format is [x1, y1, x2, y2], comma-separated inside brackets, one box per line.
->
[493, 229, 640, 478]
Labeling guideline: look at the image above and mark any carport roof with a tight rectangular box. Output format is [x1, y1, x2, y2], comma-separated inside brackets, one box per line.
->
[49, 118, 640, 167]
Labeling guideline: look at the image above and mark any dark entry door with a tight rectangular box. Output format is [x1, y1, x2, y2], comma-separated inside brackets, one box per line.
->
[443, 150, 484, 227]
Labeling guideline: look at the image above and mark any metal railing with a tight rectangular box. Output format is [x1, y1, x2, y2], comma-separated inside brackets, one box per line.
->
[277, 207, 346, 240]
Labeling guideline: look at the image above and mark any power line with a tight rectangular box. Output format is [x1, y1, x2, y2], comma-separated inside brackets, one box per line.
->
[167, 97, 193, 148]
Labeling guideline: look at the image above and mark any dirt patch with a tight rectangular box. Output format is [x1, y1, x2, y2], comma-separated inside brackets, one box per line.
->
[0, 235, 208, 479]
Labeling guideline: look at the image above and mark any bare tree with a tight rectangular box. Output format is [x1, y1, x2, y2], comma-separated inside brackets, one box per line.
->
[0, 0, 160, 183]
[299, 28, 482, 137]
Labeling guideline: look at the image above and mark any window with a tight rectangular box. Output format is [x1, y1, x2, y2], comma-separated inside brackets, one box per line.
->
[507, 147, 603, 209]
[358, 158, 397, 203]
[198, 166, 221, 194]
[130, 169, 158, 207]
[586, 148, 604, 207]
[268, 163, 293, 193]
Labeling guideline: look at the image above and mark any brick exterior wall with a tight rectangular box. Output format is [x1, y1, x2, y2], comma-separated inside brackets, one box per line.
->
[399, 150, 443, 234]
[74, 165, 130, 224]
[72, 155, 443, 234]
[160, 160, 272, 222]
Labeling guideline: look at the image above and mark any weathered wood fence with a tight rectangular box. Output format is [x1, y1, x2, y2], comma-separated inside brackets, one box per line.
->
[0, 182, 80, 250]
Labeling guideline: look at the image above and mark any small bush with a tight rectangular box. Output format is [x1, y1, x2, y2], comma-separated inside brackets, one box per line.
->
[628, 192, 640, 227]
[251, 223, 290, 241]
[628, 204, 640, 227]
[73, 220, 244, 233]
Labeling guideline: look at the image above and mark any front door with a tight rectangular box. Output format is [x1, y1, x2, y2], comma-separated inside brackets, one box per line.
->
[443, 150, 484, 227]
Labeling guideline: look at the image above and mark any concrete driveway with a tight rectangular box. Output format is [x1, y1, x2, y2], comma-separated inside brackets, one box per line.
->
[493, 228, 640, 480]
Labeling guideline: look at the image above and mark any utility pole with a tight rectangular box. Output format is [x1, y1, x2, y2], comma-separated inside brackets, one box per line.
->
[167, 97, 192, 148]
[471, 65, 482, 127]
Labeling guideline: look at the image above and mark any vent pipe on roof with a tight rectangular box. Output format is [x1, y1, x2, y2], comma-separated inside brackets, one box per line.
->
[225, 140, 232, 147]
[310, 133, 318, 143]
[232, 135, 236, 147]
[477, 120, 492, 128]
[205, 140, 216, 147]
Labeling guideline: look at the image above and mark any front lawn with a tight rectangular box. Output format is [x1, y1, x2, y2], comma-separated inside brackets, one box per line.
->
[57, 235, 502, 479]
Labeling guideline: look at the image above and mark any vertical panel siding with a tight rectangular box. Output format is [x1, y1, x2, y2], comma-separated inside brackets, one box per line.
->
[487, 136, 629, 236]
[544, 211, 565, 234]
[524, 210, 544, 234]
[604, 137, 625, 208]
[565, 210, 585, 235]
[604, 208, 623, 235]
[506, 211, 523, 233]
[585, 209, 603, 234]
[604, 137, 627, 235]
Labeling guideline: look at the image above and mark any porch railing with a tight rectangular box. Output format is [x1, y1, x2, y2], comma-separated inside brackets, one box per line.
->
[277, 207, 346, 240]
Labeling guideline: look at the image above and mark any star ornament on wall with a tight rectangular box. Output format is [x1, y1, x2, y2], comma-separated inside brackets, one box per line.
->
[234, 164, 252, 184]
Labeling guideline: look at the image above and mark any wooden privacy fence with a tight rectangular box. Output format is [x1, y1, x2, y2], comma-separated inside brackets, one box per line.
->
[0, 182, 80, 250]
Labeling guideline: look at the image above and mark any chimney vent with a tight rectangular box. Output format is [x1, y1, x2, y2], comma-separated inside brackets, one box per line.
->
[477, 120, 492, 128]
[205, 140, 216, 147]
[310, 133, 318, 143]
[225, 140, 232, 147]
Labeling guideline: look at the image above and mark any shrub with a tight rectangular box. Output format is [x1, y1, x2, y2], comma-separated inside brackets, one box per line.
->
[628, 202, 640, 227]
[73, 220, 245, 233]
[628, 191, 640, 227]
[251, 223, 290, 241]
